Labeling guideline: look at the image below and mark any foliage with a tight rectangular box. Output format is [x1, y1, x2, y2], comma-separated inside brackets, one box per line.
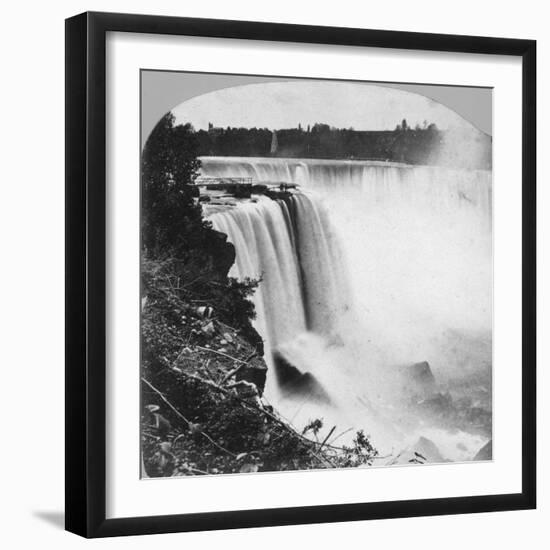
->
[302, 418, 324, 438]
[142, 113, 204, 255]
[335, 430, 379, 468]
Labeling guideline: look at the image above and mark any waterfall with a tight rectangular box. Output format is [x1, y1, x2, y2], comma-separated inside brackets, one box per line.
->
[203, 156, 492, 457]
[208, 197, 307, 352]
[208, 193, 352, 355]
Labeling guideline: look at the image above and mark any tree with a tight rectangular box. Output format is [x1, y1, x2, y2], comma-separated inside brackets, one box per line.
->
[141, 113, 203, 254]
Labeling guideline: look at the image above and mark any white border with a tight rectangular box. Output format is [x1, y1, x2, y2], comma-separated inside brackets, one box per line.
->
[106, 32, 523, 519]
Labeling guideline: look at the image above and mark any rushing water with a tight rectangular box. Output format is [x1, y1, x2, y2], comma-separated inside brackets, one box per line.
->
[203, 157, 492, 461]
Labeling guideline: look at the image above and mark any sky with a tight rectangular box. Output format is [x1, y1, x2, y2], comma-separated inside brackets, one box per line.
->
[171, 81, 477, 133]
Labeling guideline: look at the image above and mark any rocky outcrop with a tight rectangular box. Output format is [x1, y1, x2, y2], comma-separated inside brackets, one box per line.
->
[473, 440, 492, 461]
[209, 230, 236, 280]
[393, 360, 437, 397]
[272, 351, 332, 405]
[387, 436, 446, 466]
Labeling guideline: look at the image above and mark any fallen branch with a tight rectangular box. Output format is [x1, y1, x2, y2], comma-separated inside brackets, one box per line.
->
[308, 449, 335, 468]
[221, 363, 248, 384]
[196, 345, 249, 364]
[180, 466, 210, 475]
[220, 353, 257, 384]
[201, 359, 217, 383]
[318, 426, 337, 452]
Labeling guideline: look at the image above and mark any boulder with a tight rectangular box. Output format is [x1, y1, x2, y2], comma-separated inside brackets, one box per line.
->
[388, 436, 446, 466]
[272, 351, 332, 404]
[417, 391, 454, 416]
[396, 361, 436, 393]
[473, 440, 492, 461]
[201, 321, 216, 336]
[232, 185, 252, 199]
[235, 358, 268, 396]
[251, 184, 268, 194]
[209, 230, 236, 279]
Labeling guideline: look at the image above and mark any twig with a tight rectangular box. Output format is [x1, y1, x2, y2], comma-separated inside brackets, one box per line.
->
[196, 345, 249, 364]
[216, 320, 241, 334]
[202, 359, 217, 382]
[329, 427, 354, 446]
[181, 466, 210, 475]
[141, 377, 237, 458]
[220, 353, 257, 384]
[308, 449, 335, 468]
[318, 426, 337, 452]
[221, 363, 247, 384]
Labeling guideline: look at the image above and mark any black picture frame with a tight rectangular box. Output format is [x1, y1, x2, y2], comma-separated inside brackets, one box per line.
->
[65, 11, 536, 538]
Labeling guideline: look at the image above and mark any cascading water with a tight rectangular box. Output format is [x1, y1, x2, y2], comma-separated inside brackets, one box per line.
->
[203, 156, 492, 461]
[208, 193, 354, 389]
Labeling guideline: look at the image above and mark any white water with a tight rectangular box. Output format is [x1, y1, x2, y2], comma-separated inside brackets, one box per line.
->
[204, 157, 492, 460]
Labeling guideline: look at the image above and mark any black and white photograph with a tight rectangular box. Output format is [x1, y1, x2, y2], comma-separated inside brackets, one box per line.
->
[0, 0, 543, 545]
[140, 72, 493, 478]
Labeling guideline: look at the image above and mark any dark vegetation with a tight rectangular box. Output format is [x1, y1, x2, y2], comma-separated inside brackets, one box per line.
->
[141, 114, 378, 477]
[197, 120, 492, 169]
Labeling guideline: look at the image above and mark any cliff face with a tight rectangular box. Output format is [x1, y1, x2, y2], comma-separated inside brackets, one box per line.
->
[206, 229, 236, 280]
[140, 247, 271, 477]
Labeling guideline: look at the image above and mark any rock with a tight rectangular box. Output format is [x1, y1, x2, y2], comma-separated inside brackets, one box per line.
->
[414, 436, 446, 462]
[396, 361, 436, 393]
[409, 361, 436, 387]
[210, 230, 236, 279]
[196, 306, 213, 318]
[272, 351, 332, 405]
[251, 184, 268, 194]
[201, 321, 216, 336]
[418, 391, 454, 416]
[235, 359, 268, 395]
[240, 463, 259, 473]
[388, 436, 446, 466]
[473, 440, 492, 461]
[233, 185, 252, 199]
[265, 189, 292, 201]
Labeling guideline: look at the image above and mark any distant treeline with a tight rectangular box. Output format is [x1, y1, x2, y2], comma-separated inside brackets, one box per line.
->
[195, 121, 492, 170]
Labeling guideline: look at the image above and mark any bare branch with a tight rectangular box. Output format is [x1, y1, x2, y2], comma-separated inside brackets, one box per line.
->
[319, 426, 337, 452]
[196, 345, 249, 364]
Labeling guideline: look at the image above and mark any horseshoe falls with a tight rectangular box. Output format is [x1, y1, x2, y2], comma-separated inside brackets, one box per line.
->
[204, 157, 492, 460]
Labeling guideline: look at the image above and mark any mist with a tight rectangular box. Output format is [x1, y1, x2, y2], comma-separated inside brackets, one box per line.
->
[202, 155, 492, 460]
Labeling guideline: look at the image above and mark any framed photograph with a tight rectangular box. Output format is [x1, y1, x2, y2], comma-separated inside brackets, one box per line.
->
[65, 11, 536, 538]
